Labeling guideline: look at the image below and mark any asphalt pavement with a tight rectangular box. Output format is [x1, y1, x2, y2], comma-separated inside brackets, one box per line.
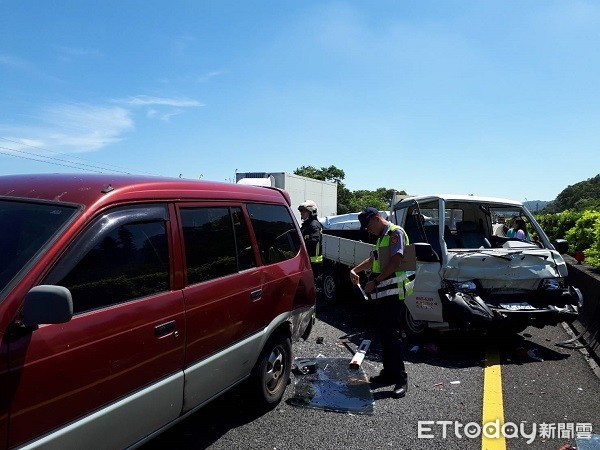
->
[142, 295, 600, 450]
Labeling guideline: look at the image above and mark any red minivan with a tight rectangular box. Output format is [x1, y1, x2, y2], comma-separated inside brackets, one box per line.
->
[0, 174, 315, 449]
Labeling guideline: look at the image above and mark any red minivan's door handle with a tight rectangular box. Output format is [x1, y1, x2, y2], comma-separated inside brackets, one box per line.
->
[154, 320, 177, 337]
[250, 289, 262, 301]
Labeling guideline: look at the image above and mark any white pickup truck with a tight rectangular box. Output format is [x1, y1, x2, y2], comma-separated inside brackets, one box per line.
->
[320, 194, 582, 336]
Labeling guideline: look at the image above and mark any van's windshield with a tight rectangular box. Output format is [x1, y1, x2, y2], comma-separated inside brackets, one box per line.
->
[0, 199, 78, 293]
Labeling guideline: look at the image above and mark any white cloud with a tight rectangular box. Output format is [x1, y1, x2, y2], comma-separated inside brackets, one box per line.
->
[114, 95, 202, 107]
[171, 34, 196, 56]
[112, 95, 202, 121]
[145, 108, 182, 121]
[55, 46, 103, 62]
[1, 103, 134, 154]
[1, 93, 200, 158]
[0, 54, 32, 71]
[158, 109, 183, 122]
[198, 70, 225, 82]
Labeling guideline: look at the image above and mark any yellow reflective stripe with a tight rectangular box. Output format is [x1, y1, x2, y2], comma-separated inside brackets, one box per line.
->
[309, 235, 322, 263]
[378, 277, 399, 288]
[378, 273, 410, 287]
[379, 269, 414, 286]
[370, 288, 401, 299]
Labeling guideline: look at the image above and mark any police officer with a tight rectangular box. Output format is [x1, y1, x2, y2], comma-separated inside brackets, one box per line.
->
[298, 200, 323, 266]
[349, 207, 413, 399]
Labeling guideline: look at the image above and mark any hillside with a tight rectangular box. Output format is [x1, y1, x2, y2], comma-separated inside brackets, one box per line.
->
[523, 200, 549, 212]
[545, 174, 600, 212]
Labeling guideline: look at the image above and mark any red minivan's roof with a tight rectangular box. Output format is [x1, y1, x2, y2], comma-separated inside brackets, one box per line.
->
[0, 173, 288, 209]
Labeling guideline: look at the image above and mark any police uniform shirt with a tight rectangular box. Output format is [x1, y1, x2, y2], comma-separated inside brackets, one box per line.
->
[381, 223, 405, 257]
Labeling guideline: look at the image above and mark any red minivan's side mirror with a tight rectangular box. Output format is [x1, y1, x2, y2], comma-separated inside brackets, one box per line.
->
[21, 285, 73, 327]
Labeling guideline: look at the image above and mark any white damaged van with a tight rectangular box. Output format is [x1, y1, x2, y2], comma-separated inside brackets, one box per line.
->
[390, 194, 582, 335]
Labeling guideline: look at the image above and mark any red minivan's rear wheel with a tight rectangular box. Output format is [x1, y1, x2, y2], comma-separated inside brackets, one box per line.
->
[251, 332, 292, 409]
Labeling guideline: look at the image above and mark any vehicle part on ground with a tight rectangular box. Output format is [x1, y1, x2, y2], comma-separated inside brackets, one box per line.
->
[288, 357, 374, 415]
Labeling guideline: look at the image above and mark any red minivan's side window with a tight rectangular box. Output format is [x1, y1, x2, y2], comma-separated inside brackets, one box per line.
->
[47, 205, 170, 314]
[246, 203, 301, 265]
[180, 206, 256, 285]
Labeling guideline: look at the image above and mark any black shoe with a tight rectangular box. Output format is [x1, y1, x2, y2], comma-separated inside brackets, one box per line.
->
[369, 371, 393, 385]
[393, 383, 407, 398]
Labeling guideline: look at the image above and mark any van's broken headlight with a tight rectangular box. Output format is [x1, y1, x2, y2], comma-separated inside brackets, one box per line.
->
[443, 280, 478, 293]
[538, 278, 565, 291]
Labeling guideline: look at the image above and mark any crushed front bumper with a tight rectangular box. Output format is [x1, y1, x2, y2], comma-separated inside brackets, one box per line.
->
[440, 286, 582, 330]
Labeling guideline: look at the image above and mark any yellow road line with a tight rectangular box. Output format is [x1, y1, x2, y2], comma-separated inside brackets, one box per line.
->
[482, 346, 507, 450]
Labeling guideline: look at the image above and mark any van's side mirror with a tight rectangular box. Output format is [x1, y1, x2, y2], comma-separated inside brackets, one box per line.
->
[22, 285, 73, 327]
[414, 242, 440, 263]
[552, 239, 569, 255]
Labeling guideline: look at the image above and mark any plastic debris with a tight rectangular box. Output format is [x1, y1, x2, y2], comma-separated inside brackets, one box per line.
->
[527, 349, 543, 362]
[349, 340, 371, 370]
[292, 358, 317, 375]
[433, 382, 444, 387]
[288, 357, 374, 415]
[410, 345, 420, 353]
[450, 380, 461, 385]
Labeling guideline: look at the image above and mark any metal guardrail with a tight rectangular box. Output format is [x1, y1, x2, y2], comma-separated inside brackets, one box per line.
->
[563, 255, 600, 364]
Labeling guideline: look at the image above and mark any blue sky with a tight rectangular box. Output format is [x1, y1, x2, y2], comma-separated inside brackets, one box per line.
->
[1, 1, 599, 202]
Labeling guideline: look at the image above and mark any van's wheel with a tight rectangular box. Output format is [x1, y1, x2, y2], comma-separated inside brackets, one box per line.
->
[322, 271, 337, 302]
[400, 303, 427, 337]
[251, 332, 292, 409]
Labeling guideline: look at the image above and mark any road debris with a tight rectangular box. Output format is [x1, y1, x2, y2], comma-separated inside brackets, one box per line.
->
[527, 349, 544, 362]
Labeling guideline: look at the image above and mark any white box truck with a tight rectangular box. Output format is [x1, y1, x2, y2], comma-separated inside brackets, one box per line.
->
[235, 172, 337, 223]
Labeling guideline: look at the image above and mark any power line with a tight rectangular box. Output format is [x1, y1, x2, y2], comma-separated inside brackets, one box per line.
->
[0, 145, 132, 174]
[0, 149, 105, 173]
[0, 136, 160, 176]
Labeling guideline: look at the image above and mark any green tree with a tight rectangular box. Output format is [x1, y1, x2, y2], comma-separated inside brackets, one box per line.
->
[294, 165, 345, 184]
[294, 165, 407, 214]
[294, 165, 353, 214]
[565, 211, 600, 265]
[535, 210, 582, 242]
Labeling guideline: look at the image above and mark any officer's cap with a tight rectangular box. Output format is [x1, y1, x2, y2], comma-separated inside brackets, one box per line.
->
[358, 207, 379, 229]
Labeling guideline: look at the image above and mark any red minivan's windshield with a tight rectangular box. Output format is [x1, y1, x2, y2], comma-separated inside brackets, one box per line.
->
[0, 199, 78, 293]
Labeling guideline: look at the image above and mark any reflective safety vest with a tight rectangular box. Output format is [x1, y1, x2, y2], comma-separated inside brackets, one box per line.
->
[310, 235, 323, 264]
[371, 224, 415, 300]
[302, 218, 323, 264]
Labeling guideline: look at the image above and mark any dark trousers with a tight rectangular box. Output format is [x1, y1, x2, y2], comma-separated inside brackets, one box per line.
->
[375, 296, 407, 384]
